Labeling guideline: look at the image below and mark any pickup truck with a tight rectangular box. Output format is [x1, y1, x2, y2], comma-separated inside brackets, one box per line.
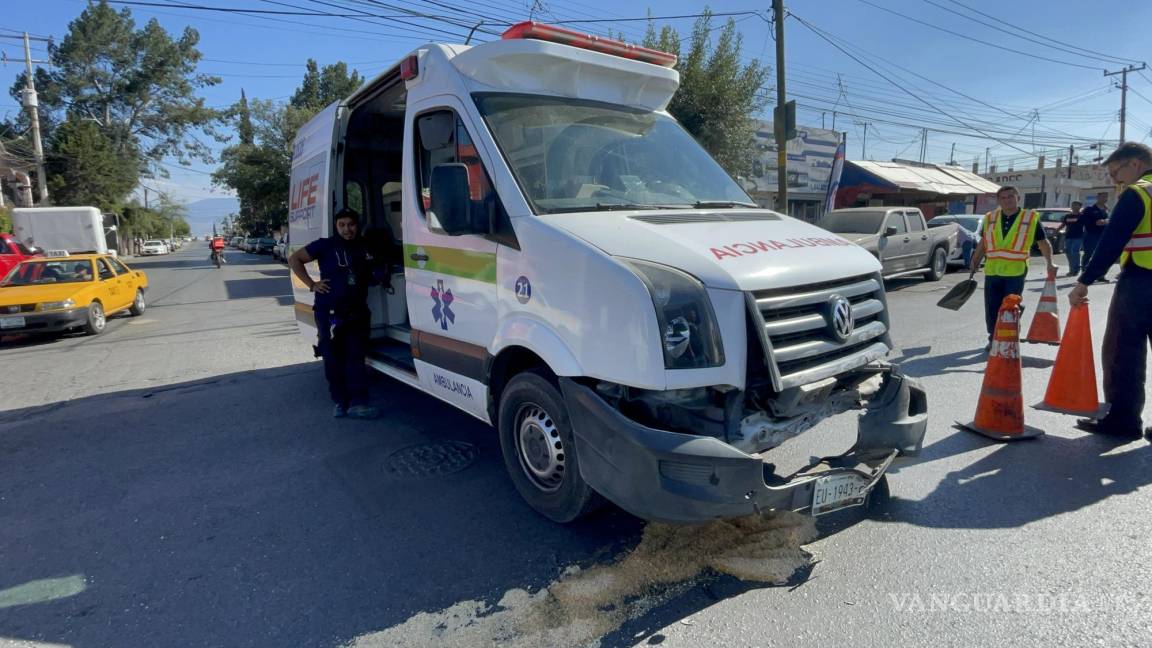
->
[819, 207, 957, 281]
[0, 232, 40, 278]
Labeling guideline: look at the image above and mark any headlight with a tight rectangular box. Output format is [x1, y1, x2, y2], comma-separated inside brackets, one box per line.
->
[620, 259, 724, 369]
[41, 299, 76, 311]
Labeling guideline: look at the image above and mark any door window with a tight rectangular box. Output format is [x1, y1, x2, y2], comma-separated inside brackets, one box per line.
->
[110, 258, 132, 274]
[906, 212, 924, 232]
[98, 259, 116, 280]
[884, 212, 908, 235]
[413, 110, 504, 220]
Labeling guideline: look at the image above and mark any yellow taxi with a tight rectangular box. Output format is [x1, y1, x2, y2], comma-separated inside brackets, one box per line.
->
[0, 253, 149, 336]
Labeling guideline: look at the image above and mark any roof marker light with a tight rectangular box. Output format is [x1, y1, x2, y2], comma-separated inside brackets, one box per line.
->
[501, 21, 678, 68]
[400, 55, 419, 80]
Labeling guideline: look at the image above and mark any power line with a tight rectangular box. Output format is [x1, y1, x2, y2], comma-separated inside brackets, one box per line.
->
[853, 0, 1105, 72]
[791, 12, 1070, 157]
[942, 0, 1145, 66]
[918, 0, 1139, 66]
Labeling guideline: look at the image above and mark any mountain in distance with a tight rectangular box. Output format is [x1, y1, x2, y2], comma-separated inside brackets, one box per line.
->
[183, 197, 239, 236]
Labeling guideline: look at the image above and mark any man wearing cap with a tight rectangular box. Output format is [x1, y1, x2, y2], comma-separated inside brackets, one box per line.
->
[968, 185, 1058, 350]
[1069, 142, 1152, 441]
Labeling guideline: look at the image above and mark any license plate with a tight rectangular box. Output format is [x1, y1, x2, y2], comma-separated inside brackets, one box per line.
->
[0, 316, 26, 329]
[811, 473, 872, 515]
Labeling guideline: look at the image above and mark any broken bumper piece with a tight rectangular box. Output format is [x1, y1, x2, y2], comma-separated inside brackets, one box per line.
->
[559, 368, 928, 524]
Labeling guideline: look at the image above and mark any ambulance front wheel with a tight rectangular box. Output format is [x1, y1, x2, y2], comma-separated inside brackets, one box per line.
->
[498, 369, 603, 523]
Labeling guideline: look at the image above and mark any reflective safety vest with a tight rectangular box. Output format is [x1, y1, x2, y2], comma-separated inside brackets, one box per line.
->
[1120, 173, 1152, 269]
[983, 208, 1041, 276]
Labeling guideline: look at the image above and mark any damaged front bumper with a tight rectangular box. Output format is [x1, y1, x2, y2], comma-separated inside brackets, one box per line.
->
[560, 367, 928, 524]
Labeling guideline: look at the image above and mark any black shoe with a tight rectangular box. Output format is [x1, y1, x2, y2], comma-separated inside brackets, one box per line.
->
[1076, 418, 1142, 439]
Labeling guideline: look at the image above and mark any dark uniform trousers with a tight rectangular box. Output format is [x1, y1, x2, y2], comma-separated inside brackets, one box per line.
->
[1100, 263, 1152, 432]
[313, 306, 371, 408]
[983, 274, 1027, 338]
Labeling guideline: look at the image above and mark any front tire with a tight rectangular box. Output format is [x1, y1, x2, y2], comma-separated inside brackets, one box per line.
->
[129, 290, 146, 316]
[498, 370, 602, 523]
[924, 247, 947, 281]
[84, 301, 106, 335]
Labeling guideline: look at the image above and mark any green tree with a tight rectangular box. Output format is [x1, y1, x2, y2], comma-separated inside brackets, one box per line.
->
[216, 60, 361, 233]
[644, 10, 770, 177]
[45, 116, 138, 210]
[9, 0, 220, 192]
[290, 59, 363, 112]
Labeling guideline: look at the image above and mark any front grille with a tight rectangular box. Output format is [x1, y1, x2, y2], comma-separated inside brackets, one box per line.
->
[747, 273, 890, 390]
[0, 304, 36, 314]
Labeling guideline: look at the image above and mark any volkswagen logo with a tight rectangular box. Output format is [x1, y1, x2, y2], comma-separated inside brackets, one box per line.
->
[827, 294, 854, 342]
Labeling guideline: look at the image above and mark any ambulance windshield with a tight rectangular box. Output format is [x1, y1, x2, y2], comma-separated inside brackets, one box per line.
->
[475, 93, 753, 214]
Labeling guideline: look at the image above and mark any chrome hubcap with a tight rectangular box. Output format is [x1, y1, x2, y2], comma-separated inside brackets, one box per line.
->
[92, 305, 105, 329]
[515, 404, 565, 492]
[135, 292, 144, 310]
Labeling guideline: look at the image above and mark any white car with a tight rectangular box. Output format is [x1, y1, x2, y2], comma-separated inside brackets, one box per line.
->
[141, 240, 167, 256]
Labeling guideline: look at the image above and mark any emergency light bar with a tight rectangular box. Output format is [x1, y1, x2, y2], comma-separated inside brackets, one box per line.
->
[501, 22, 678, 68]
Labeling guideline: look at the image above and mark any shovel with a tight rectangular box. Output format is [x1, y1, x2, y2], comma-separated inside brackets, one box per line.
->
[937, 278, 977, 310]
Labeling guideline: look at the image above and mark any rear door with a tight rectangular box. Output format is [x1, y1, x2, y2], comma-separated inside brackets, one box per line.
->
[288, 102, 341, 338]
[96, 258, 129, 311]
[903, 210, 931, 268]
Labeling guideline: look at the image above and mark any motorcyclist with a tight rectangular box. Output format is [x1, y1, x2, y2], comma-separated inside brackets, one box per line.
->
[210, 236, 227, 265]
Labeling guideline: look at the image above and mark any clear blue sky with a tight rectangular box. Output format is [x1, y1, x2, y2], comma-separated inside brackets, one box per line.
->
[2, 0, 1150, 205]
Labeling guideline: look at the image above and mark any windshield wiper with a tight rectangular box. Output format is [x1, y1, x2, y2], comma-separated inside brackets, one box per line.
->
[547, 203, 684, 214]
[692, 200, 759, 209]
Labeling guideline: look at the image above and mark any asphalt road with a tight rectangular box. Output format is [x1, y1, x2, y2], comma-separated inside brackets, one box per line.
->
[1, 243, 1149, 647]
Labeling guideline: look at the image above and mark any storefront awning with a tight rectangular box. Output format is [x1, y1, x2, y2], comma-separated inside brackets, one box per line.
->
[849, 160, 1001, 195]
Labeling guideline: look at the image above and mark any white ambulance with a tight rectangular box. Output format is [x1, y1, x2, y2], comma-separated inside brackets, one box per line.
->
[288, 22, 928, 524]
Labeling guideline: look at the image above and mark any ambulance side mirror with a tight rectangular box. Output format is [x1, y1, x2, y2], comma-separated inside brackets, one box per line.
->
[430, 163, 485, 236]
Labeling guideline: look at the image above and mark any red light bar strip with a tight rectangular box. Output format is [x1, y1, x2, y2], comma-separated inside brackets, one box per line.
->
[502, 21, 677, 68]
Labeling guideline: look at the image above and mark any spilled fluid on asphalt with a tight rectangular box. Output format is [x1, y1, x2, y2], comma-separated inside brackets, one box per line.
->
[349, 511, 817, 648]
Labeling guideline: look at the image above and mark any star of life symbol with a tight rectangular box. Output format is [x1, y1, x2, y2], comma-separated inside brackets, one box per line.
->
[431, 279, 455, 330]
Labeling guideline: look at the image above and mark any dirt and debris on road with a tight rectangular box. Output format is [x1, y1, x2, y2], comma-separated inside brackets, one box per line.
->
[350, 511, 817, 648]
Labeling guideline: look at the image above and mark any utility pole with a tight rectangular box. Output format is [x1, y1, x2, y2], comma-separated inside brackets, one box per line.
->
[985, 147, 991, 174]
[949, 142, 956, 165]
[1068, 144, 1074, 179]
[861, 123, 868, 159]
[919, 128, 928, 163]
[21, 33, 51, 205]
[773, 0, 787, 212]
[1104, 63, 1146, 143]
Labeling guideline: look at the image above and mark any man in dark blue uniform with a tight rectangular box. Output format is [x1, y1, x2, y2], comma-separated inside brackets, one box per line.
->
[1069, 143, 1152, 440]
[289, 208, 380, 419]
[1081, 191, 1111, 281]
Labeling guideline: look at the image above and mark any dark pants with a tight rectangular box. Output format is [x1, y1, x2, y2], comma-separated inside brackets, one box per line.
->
[1064, 237, 1083, 274]
[961, 240, 974, 269]
[314, 307, 370, 408]
[1099, 264, 1152, 432]
[984, 273, 1027, 339]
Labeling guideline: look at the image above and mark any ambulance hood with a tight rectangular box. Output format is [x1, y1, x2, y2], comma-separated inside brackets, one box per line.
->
[539, 210, 882, 292]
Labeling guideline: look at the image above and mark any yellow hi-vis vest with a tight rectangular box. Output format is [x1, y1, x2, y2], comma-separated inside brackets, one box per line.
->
[983, 208, 1041, 276]
[1120, 172, 1152, 269]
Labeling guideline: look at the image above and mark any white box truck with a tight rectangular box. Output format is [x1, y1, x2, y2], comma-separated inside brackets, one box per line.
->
[288, 22, 928, 524]
[11, 206, 114, 256]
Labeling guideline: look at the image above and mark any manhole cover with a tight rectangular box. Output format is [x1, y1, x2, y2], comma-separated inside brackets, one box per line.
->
[383, 441, 478, 478]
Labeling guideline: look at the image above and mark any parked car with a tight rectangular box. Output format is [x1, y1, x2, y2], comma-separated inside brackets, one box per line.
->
[0, 233, 41, 278]
[141, 240, 168, 256]
[928, 214, 983, 267]
[229, 236, 243, 248]
[0, 254, 149, 337]
[253, 237, 277, 254]
[272, 238, 289, 261]
[1033, 207, 1069, 254]
[819, 207, 957, 281]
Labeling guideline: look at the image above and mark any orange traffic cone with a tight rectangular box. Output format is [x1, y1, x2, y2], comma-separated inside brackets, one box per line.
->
[1024, 267, 1061, 345]
[958, 294, 1044, 441]
[1033, 304, 1110, 418]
